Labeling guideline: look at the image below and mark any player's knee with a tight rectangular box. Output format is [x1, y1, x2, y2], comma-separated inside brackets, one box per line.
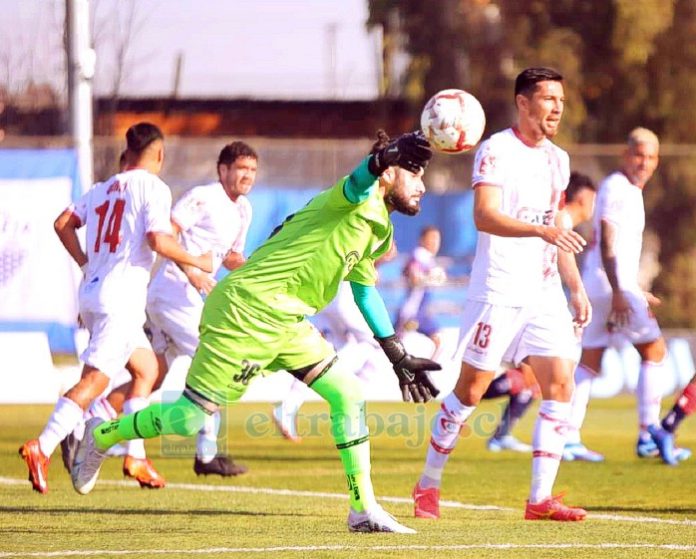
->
[558, 382, 574, 402]
[651, 347, 667, 363]
[645, 347, 666, 363]
[310, 359, 366, 436]
[66, 368, 111, 409]
[541, 379, 573, 402]
[640, 337, 667, 362]
[455, 379, 488, 406]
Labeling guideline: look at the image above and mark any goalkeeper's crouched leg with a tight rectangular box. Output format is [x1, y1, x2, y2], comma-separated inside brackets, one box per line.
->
[307, 357, 377, 514]
[94, 393, 210, 450]
[308, 357, 368, 449]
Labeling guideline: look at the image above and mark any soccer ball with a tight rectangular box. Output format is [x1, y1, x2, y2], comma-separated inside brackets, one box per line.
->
[420, 89, 486, 154]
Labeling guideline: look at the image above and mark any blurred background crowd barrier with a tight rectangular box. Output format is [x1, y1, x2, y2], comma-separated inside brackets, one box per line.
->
[1, 141, 695, 403]
[3, 139, 674, 354]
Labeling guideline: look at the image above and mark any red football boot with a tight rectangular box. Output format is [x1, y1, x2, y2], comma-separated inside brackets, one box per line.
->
[412, 482, 440, 519]
[19, 439, 50, 494]
[525, 494, 586, 521]
[123, 456, 166, 489]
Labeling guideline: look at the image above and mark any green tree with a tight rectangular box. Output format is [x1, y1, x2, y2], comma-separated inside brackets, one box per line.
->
[368, 0, 696, 326]
[644, 0, 696, 326]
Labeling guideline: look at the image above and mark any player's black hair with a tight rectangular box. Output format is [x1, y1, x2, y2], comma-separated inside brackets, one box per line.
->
[125, 122, 163, 155]
[566, 171, 596, 203]
[514, 67, 563, 98]
[217, 141, 258, 167]
[370, 129, 391, 155]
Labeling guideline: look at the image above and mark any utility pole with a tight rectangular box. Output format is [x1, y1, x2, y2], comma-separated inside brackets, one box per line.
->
[66, 0, 95, 193]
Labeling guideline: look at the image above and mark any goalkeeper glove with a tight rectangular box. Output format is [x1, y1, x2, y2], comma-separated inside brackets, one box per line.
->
[377, 334, 441, 403]
[368, 131, 433, 176]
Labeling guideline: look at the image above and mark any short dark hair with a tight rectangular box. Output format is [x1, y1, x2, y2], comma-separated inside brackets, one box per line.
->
[217, 141, 258, 167]
[566, 171, 596, 203]
[370, 129, 391, 155]
[514, 67, 563, 98]
[125, 122, 163, 155]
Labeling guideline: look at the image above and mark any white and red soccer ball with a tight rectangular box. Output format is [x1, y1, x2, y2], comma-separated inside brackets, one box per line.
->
[420, 89, 486, 154]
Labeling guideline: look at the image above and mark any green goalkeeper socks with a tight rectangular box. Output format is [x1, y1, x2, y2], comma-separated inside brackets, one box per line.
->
[310, 360, 377, 512]
[93, 395, 208, 450]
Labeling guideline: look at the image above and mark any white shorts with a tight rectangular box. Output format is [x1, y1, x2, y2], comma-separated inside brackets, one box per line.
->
[582, 289, 661, 348]
[145, 297, 202, 358]
[458, 299, 579, 371]
[80, 310, 151, 378]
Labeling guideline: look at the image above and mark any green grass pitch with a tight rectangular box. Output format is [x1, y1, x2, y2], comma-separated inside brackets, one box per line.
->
[1, 396, 695, 558]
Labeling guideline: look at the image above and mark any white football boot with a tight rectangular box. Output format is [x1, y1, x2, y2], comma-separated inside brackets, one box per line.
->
[348, 504, 416, 534]
[71, 417, 108, 495]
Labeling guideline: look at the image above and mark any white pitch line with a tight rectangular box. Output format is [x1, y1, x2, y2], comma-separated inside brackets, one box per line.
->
[2, 476, 696, 526]
[591, 513, 696, 526]
[0, 476, 508, 512]
[1, 543, 696, 558]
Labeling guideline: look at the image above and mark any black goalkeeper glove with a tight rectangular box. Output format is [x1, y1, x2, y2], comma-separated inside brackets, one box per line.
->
[377, 334, 441, 403]
[368, 131, 433, 176]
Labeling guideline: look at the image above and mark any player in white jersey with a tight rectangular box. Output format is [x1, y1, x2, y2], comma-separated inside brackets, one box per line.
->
[577, 128, 689, 461]
[396, 226, 447, 357]
[413, 68, 590, 522]
[485, 172, 598, 456]
[81, 141, 258, 483]
[19, 122, 212, 494]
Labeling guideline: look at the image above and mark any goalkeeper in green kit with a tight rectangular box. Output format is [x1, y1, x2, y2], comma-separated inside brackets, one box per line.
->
[72, 130, 441, 534]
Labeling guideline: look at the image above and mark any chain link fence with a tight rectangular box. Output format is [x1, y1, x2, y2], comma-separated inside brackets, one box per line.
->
[4, 134, 696, 192]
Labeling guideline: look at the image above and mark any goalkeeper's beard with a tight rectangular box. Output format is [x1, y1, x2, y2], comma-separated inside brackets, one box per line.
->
[387, 191, 421, 216]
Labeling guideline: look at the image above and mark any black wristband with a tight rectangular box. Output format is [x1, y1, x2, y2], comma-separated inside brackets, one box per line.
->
[368, 151, 389, 177]
[376, 334, 406, 364]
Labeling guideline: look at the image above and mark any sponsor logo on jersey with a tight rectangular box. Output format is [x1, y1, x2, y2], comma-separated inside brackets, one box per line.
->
[106, 180, 125, 194]
[516, 207, 554, 226]
[478, 152, 496, 175]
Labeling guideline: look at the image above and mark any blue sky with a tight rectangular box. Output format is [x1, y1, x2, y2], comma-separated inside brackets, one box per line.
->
[0, 0, 381, 100]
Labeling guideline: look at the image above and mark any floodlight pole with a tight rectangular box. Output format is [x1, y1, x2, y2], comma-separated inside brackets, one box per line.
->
[66, 0, 95, 192]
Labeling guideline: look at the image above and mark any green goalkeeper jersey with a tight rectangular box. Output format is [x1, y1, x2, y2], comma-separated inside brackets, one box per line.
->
[221, 160, 394, 317]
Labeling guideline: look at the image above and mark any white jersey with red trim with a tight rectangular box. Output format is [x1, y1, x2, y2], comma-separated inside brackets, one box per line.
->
[467, 128, 570, 305]
[582, 171, 644, 295]
[148, 182, 252, 308]
[71, 169, 172, 314]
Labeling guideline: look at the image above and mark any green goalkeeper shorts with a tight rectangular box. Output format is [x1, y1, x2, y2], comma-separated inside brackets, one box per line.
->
[185, 284, 334, 405]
